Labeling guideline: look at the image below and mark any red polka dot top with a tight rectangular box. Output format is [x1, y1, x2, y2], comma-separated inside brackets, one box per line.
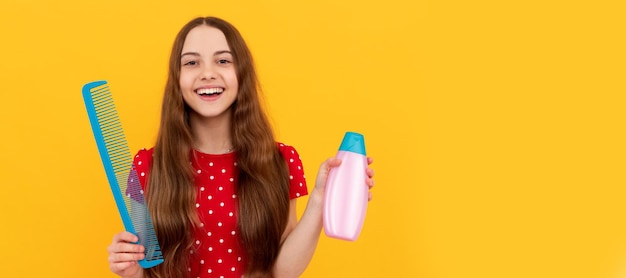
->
[131, 142, 308, 278]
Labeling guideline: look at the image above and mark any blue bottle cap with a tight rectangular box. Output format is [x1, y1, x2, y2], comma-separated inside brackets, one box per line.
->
[338, 132, 366, 155]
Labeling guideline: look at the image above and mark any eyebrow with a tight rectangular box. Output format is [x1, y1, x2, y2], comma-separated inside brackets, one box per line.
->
[180, 50, 232, 58]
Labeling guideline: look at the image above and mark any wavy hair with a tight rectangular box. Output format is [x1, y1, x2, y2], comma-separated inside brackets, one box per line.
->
[145, 17, 290, 278]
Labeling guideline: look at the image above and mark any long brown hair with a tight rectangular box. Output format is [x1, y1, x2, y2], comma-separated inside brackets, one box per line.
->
[145, 17, 290, 278]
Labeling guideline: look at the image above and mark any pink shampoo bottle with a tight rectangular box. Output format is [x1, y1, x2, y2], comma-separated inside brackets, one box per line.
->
[323, 131, 369, 241]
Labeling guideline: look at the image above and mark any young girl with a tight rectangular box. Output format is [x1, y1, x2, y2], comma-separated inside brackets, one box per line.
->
[106, 17, 374, 278]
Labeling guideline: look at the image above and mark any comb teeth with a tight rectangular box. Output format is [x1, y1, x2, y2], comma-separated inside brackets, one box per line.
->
[127, 168, 163, 262]
[90, 86, 132, 174]
[83, 81, 163, 268]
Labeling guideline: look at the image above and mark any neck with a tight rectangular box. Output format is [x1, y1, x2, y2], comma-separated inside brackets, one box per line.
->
[188, 112, 233, 154]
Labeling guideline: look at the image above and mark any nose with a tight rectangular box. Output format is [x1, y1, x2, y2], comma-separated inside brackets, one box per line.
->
[201, 63, 217, 80]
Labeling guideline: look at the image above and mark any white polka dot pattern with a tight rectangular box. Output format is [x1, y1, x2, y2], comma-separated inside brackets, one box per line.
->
[131, 143, 308, 277]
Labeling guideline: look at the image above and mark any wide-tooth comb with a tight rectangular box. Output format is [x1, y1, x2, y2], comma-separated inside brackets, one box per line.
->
[82, 80, 163, 268]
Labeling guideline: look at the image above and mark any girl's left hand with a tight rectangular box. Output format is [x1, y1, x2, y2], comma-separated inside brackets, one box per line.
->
[365, 157, 375, 201]
[315, 157, 375, 201]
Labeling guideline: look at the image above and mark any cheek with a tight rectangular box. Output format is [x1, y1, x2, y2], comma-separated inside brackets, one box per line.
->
[179, 72, 194, 90]
[227, 70, 239, 90]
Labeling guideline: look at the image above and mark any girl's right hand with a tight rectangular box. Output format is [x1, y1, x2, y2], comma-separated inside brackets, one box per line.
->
[107, 231, 145, 278]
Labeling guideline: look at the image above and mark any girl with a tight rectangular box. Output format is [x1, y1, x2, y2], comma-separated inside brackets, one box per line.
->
[106, 17, 375, 278]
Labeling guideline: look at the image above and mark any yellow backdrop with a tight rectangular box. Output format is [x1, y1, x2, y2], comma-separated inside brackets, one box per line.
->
[1, 0, 625, 277]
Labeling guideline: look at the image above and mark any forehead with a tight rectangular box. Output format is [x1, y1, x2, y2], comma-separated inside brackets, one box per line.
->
[181, 25, 231, 53]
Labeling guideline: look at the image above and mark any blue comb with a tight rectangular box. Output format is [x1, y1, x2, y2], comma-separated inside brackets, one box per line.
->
[82, 80, 163, 268]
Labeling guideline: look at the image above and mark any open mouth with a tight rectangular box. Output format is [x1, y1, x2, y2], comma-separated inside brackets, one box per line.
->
[195, 87, 224, 96]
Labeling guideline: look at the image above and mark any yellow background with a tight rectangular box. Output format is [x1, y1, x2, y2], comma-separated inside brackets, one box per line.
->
[1, 0, 625, 277]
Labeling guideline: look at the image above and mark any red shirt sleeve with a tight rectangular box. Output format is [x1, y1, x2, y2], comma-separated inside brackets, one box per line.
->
[277, 143, 309, 199]
[124, 148, 153, 204]
[132, 148, 153, 191]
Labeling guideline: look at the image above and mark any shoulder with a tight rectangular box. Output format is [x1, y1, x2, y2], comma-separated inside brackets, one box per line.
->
[277, 142, 298, 154]
[132, 147, 154, 166]
[132, 147, 155, 188]
[132, 148, 154, 183]
[276, 142, 302, 162]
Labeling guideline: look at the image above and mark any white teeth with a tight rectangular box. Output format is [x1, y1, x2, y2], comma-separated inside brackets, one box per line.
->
[197, 88, 224, 95]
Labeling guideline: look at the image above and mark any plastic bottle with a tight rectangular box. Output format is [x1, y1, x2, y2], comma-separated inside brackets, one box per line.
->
[323, 131, 369, 241]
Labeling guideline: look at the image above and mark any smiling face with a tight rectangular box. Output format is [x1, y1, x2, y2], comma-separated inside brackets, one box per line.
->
[179, 25, 238, 123]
